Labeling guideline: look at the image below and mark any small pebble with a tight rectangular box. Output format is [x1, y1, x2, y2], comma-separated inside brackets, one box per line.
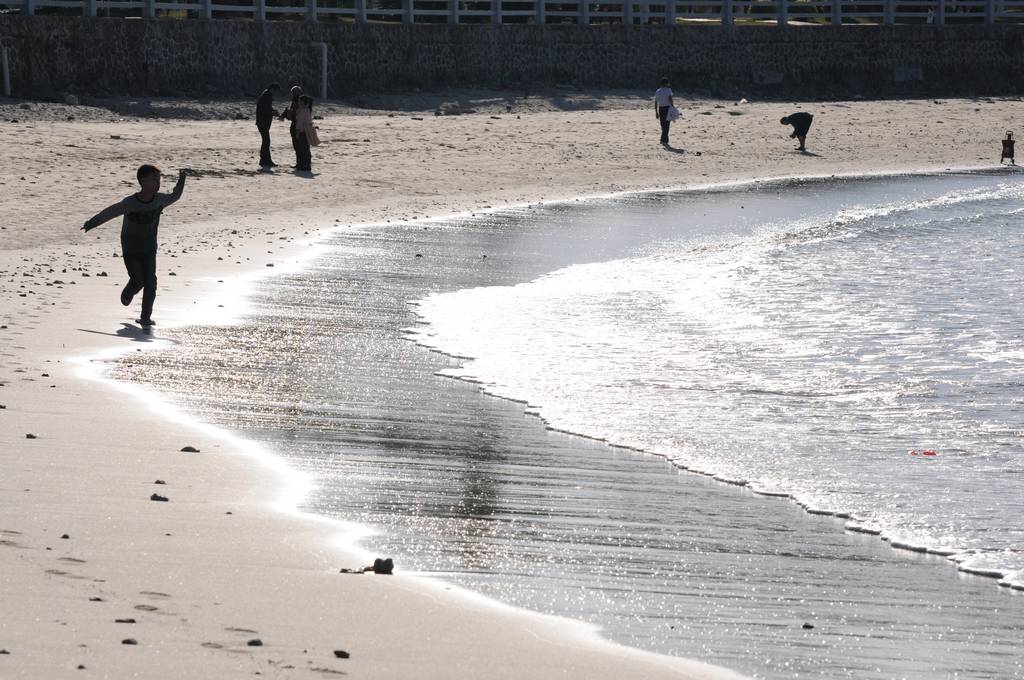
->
[333, 649, 350, 659]
[180, 446, 200, 453]
[247, 639, 263, 647]
[61, 534, 70, 539]
[150, 494, 169, 502]
[121, 638, 137, 645]
[802, 623, 815, 630]
[115, 618, 136, 624]
[25, 433, 37, 439]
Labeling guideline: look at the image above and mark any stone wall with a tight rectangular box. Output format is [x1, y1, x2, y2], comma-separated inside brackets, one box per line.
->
[1, 15, 1023, 98]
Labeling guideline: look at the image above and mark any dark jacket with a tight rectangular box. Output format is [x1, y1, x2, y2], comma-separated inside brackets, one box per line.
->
[256, 89, 278, 130]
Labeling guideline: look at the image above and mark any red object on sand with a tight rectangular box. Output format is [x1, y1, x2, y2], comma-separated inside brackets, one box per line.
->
[921, 450, 937, 456]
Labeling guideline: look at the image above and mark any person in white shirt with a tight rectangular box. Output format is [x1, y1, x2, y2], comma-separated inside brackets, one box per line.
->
[654, 77, 674, 146]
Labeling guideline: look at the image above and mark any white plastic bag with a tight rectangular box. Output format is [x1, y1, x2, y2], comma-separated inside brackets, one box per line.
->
[667, 106, 681, 122]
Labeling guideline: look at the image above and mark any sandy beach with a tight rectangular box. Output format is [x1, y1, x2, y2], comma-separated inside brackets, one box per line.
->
[1, 90, 1022, 679]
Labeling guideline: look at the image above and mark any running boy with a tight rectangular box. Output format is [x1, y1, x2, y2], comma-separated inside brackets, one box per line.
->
[81, 165, 187, 326]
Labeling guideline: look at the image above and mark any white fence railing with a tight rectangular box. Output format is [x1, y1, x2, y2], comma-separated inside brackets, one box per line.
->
[4, 0, 1024, 24]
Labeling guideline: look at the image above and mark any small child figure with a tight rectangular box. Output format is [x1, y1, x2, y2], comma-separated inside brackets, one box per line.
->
[81, 165, 187, 327]
[1001, 132, 1015, 165]
[781, 112, 814, 152]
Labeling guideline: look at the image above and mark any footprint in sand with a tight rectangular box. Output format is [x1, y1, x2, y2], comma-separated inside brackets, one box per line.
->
[139, 591, 172, 599]
[225, 627, 259, 634]
[45, 569, 89, 580]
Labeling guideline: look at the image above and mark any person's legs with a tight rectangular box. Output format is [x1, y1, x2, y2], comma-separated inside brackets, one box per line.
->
[797, 134, 806, 151]
[259, 127, 273, 166]
[121, 254, 146, 306]
[291, 126, 301, 168]
[139, 252, 158, 323]
[658, 106, 670, 145]
[296, 133, 312, 171]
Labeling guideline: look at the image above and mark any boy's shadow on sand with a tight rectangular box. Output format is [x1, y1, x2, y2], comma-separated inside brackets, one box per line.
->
[797, 150, 822, 157]
[77, 324, 180, 344]
[292, 170, 318, 179]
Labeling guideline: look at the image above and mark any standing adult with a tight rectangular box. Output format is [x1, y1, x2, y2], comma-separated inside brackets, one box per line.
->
[294, 94, 320, 173]
[279, 85, 303, 169]
[654, 77, 674, 147]
[780, 112, 814, 152]
[256, 82, 281, 168]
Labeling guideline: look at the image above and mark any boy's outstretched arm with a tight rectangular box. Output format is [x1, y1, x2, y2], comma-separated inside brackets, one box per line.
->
[160, 169, 188, 207]
[81, 200, 127, 232]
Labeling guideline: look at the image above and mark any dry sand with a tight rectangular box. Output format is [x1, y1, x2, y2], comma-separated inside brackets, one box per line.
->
[1, 90, 1021, 678]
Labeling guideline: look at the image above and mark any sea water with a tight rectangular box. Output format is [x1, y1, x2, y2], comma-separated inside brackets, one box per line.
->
[111, 173, 1024, 679]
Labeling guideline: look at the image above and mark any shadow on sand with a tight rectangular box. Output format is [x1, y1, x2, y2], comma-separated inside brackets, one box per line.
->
[77, 323, 178, 344]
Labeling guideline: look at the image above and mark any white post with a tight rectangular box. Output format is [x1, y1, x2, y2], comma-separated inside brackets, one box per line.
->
[255, 0, 265, 22]
[85, 0, 97, 17]
[722, 0, 733, 25]
[357, 0, 367, 23]
[449, 0, 460, 22]
[493, 0, 501, 23]
[935, 0, 944, 24]
[883, 0, 893, 24]
[985, 0, 995, 23]
[579, 0, 590, 24]
[144, 0, 155, 18]
[403, 0, 413, 23]
[624, 0, 633, 24]
[1, 46, 10, 98]
[534, 0, 544, 23]
[23, 0, 35, 15]
[831, 0, 841, 25]
[312, 42, 327, 99]
[201, 0, 212, 19]
[778, 0, 786, 24]
[665, 0, 676, 25]
[305, 0, 317, 22]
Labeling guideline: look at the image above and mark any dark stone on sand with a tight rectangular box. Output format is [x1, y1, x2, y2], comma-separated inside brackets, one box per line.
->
[115, 618, 136, 624]
[89, 597, 104, 602]
[247, 639, 263, 647]
[333, 650, 350, 659]
[25, 433, 37, 439]
[150, 494, 169, 502]
[414, 253, 423, 258]
[802, 623, 815, 629]
[121, 638, 137, 645]
[154, 479, 166, 484]
[61, 534, 69, 539]
[77, 664, 85, 669]
[372, 557, 394, 575]
[0, 649, 9, 654]
[0, 405, 6, 409]
[180, 445, 200, 453]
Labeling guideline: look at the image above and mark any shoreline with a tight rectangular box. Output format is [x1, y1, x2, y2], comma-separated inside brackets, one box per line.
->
[401, 169, 1024, 593]
[3, 94, 1022, 678]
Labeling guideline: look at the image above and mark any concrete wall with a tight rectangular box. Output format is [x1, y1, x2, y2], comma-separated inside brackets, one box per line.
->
[1, 16, 1023, 98]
